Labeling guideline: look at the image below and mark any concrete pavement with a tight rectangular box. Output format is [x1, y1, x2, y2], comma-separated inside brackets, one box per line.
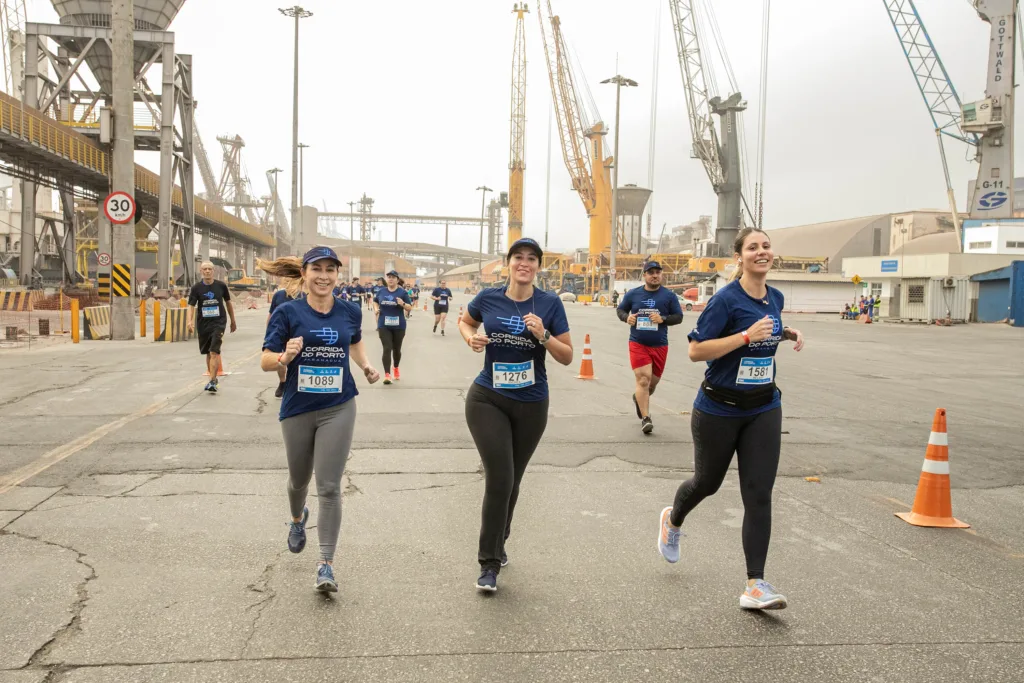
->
[1, 301, 1023, 681]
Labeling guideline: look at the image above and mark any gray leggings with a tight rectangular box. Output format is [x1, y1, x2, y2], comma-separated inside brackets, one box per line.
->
[280, 400, 357, 562]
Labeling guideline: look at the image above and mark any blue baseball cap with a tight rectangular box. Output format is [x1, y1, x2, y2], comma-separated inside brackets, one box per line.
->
[302, 246, 341, 266]
[644, 260, 663, 272]
[507, 237, 543, 261]
[386, 269, 399, 277]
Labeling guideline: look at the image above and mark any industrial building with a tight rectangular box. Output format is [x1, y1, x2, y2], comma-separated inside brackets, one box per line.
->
[971, 262, 1024, 325]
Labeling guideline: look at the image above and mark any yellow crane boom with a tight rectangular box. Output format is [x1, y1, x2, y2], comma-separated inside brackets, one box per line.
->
[508, 3, 529, 247]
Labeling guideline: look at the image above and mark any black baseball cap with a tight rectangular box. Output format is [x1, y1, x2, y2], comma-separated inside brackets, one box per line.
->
[386, 269, 399, 277]
[507, 237, 543, 261]
[302, 246, 341, 266]
[644, 260, 663, 272]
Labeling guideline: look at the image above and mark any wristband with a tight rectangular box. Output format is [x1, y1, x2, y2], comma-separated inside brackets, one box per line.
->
[742, 330, 751, 345]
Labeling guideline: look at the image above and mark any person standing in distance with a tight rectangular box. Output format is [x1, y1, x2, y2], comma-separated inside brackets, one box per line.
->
[617, 261, 684, 434]
[432, 279, 454, 335]
[261, 246, 380, 593]
[459, 237, 573, 593]
[259, 258, 307, 399]
[188, 261, 236, 393]
[370, 278, 384, 312]
[657, 228, 805, 611]
[374, 270, 412, 384]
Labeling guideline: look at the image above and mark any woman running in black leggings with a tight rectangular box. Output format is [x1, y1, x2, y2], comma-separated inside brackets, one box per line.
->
[374, 270, 412, 385]
[459, 237, 573, 593]
[657, 227, 804, 610]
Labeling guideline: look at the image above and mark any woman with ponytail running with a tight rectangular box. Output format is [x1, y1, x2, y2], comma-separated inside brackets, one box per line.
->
[374, 270, 412, 384]
[261, 246, 380, 593]
[656, 228, 804, 611]
[459, 237, 573, 593]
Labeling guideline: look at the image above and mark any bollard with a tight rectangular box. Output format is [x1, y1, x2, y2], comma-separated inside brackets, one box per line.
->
[139, 299, 147, 337]
[38, 319, 50, 336]
[153, 301, 161, 341]
[179, 298, 187, 309]
[71, 298, 80, 343]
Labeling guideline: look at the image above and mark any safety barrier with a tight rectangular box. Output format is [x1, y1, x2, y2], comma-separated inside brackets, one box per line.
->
[0, 291, 33, 311]
[155, 307, 193, 343]
[82, 305, 111, 340]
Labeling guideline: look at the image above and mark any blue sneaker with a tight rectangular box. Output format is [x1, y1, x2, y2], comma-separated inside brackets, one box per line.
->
[501, 551, 508, 568]
[657, 506, 683, 563]
[476, 568, 498, 592]
[288, 507, 309, 553]
[204, 381, 217, 393]
[315, 563, 338, 593]
[740, 580, 788, 610]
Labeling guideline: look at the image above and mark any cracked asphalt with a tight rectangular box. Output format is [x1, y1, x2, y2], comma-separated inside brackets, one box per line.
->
[1, 303, 1023, 682]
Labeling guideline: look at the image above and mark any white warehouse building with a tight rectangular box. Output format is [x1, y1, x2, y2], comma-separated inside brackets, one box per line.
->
[962, 222, 1024, 255]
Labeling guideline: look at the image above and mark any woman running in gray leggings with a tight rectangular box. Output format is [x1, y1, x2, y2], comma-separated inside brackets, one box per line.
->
[261, 246, 380, 592]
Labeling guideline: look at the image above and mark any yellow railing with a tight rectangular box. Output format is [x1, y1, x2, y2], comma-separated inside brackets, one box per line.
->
[0, 90, 274, 248]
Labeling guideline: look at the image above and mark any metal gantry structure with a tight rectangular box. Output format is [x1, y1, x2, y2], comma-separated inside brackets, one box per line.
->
[668, 0, 746, 255]
[537, 0, 612, 272]
[884, 0, 1017, 246]
[507, 3, 529, 248]
[1, 0, 26, 96]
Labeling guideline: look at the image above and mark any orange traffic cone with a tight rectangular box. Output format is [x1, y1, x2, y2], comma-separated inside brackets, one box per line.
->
[576, 334, 596, 380]
[203, 354, 229, 377]
[895, 408, 968, 528]
[423, 303, 428, 311]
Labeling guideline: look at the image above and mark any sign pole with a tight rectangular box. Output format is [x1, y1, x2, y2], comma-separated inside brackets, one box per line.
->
[110, 0, 136, 339]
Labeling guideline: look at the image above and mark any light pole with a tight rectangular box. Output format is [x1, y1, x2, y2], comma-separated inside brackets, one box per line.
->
[476, 185, 492, 287]
[298, 142, 309, 246]
[601, 75, 638, 300]
[347, 199, 356, 280]
[269, 167, 283, 257]
[279, 6, 312, 254]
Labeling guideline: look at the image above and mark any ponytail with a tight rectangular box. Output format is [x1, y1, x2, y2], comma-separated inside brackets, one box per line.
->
[258, 257, 304, 299]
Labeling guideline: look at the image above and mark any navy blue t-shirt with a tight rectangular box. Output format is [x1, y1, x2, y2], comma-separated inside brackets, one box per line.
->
[347, 285, 364, 299]
[263, 298, 363, 421]
[269, 289, 305, 315]
[467, 286, 570, 402]
[617, 285, 683, 348]
[375, 287, 411, 330]
[432, 287, 453, 309]
[688, 280, 785, 417]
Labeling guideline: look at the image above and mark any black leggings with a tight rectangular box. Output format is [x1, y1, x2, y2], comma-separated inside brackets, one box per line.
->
[377, 328, 406, 373]
[671, 407, 782, 580]
[465, 383, 549, 572]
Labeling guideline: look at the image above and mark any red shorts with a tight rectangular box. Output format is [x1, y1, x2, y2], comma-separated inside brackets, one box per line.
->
[629, 341, 668, 377]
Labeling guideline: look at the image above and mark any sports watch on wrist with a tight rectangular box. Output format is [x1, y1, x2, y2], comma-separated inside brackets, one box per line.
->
[539, 329, 551, 345]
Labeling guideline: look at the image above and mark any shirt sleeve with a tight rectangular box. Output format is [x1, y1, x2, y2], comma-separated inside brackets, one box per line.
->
[187, 285, 198, 306]
[666, 290, 684, 316]
[687, 291, 730, 343]
[221, 283, 231, 301]
[467, 291, 485, 322]
[263, 307, 290, 352]
[547, 297, 570, 336]
[617, 289, 632, 314]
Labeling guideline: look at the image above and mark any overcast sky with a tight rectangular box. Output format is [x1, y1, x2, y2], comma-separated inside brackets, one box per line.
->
[26, 0, 1019, 253]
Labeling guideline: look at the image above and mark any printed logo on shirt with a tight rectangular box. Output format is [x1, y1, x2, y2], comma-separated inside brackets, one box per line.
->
[768, 315, 781, 335]
[202, 291, 216, 300]
[497, 315, 527, 335]
[311, 327, 339, 345]
[642, 298, 657, 309]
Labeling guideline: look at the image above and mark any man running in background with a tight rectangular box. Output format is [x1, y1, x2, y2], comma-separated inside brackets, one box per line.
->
[187, 261, 237, 393]
[616, 261, 683, 434]
[432, 279, 453, 335]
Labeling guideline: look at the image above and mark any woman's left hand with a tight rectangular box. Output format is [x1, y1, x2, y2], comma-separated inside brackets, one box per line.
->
[523, 313, 546, 341]
[789, 328, 804, 352]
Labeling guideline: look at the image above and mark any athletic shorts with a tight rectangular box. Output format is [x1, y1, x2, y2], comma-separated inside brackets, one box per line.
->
[198, 325, 225, 355]
[629, 341, 668, 377]
[434, 304, 450, 316]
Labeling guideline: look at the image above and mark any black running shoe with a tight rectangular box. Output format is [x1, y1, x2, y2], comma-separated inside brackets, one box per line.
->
[433, 324, 437, 333]
[633, 393, 642, 420]
[441, 329, 445, 336]
[476, 568, 498, 592]
[641, 416, 654, 435]
[274, 382, 285, 399]
[501, 551, 508, 567]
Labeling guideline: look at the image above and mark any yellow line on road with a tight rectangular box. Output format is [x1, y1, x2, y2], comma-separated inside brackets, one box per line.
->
[0, 349, 261, 495]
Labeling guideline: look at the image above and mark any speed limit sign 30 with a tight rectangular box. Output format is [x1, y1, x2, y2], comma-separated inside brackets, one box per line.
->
[104, 191, 136, 224]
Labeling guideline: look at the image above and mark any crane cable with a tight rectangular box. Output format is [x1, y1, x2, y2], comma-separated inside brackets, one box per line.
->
[753, 0, 771, 230]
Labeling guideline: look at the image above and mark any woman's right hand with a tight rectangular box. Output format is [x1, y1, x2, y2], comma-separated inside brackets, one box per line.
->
[281, 336, 304, 364]
[746, 316, 775, 343]
[468, 333, 489, 353]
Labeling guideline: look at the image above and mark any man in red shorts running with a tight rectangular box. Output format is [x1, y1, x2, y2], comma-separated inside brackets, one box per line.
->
[616, 261, 684, 434]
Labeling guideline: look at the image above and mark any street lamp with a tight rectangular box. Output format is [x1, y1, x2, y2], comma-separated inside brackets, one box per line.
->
[601, 74, 638, 300]
[279, 5, 313, 252]
[269, 167, 284, 257]
[347, 199, 356, 280]
[298, 142, 309, 246]
[476, 185, 492, 286]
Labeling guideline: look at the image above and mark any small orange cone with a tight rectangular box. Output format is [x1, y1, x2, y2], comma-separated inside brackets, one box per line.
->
[203, 354, 229, 377]
[576, 334, 596, 380]
[895, 408, 969, 528]
[423, 303, 427, 311]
